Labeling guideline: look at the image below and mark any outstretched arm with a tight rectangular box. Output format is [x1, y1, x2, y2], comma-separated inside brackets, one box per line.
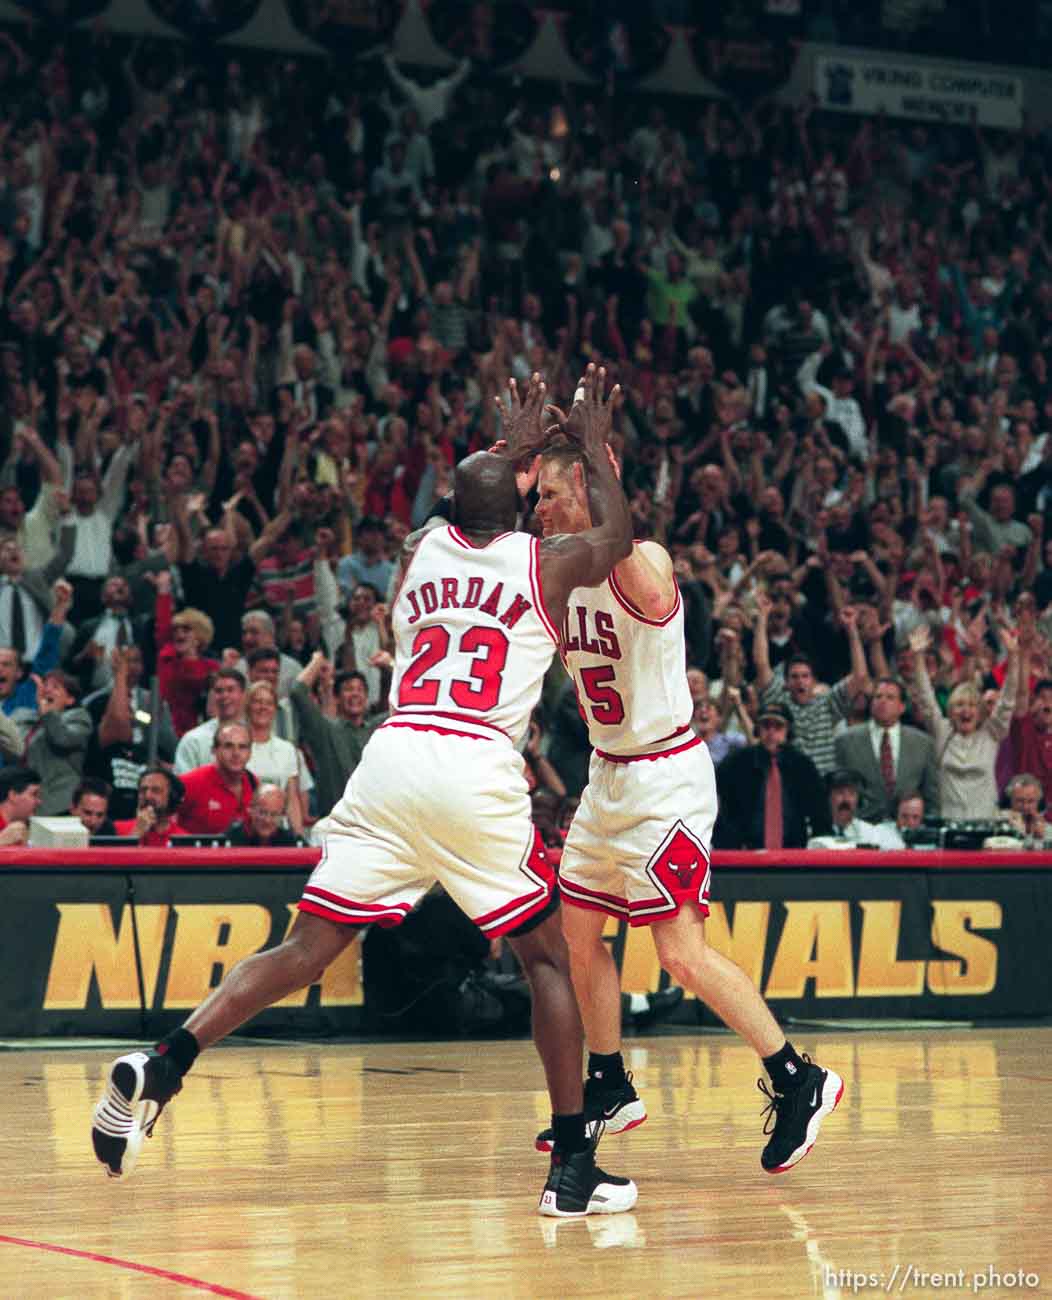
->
[539, 365, 633, 627]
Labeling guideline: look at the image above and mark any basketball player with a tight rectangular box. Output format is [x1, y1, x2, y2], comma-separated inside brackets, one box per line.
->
[91, 369, 637, 1218]
[530, 434, 844, 1173]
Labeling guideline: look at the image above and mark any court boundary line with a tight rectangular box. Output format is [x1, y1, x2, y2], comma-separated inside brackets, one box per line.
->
[0, 1234, 262, 1299]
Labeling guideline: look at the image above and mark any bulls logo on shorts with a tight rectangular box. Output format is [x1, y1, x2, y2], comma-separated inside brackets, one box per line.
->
[648, 824, 711, 905]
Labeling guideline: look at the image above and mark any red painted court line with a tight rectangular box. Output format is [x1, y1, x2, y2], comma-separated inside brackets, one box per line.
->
[0, 1234, 262, 1298]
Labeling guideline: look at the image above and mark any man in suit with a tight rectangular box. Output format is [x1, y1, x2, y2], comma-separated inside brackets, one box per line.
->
[714, 702, 832, 849]
[0, 530, 75, 661]
[24, 669, 93, 815]
[66, 575, 155, 694]
[834, 677, 940, 823]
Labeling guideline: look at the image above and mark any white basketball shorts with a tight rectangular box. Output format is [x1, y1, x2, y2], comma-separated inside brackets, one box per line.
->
[299, 722, 555, 938]
[559, 735, 715, 927]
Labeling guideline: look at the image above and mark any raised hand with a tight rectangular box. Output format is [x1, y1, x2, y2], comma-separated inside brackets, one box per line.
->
[493, 372, 549, 461]
[908, 623, 931, 654]
[548, 363, 621, 456]
[1000, 623, 1020, 656]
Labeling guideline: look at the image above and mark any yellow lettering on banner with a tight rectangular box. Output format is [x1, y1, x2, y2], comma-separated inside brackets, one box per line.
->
[164, 905, 273, 1008]
[275, 906, 364, 1007]
[856, 900, 926, 996]
[764, 901, 854, 998]
[927, 900, 1001, 995]
[704, 901, 770, 988]
[43, 904, 169, 1010]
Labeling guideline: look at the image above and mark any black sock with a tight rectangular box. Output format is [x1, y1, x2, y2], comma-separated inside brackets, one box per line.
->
[155, 1027, 200, 1075]
[552, 1112, 587, 1154]
[763, 1041, 807, 1093]
[587, 1051, 626, 1088]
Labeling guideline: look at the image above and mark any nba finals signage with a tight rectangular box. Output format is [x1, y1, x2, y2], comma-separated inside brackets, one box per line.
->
[814, 53, 1024, 130]
[0, 857, 1048, 1034]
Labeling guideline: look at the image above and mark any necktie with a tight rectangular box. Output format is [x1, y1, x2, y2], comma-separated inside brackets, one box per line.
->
[9, 584, 25, 657]
[764, 758, 783, 850]
[116, 618, 129, 648]
[880, 730, 896, 804]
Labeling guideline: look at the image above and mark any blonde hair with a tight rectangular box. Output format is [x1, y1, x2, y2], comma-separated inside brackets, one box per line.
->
[948, 682, 981, 717]
[172, 607, 214, 650]
[246, 680, 277, 709]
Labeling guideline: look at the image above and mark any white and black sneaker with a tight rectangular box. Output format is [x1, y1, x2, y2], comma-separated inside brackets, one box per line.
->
[538, 1129, 638, 1218]
[759, 1058, 844, 1173]
[91, 1051, 183, 1178]
[535, 1072, 647, 1153]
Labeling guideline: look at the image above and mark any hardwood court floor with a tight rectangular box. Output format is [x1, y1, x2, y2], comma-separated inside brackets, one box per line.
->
[0, 1028, 1049, 1299]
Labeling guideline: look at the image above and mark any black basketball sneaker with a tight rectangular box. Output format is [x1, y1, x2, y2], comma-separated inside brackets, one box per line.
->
[91, 1050, 184, 1177]
[758, 1057, 844, 1173]
[535, 1072, 647, 1153]
[538, 1127, 638, 1217]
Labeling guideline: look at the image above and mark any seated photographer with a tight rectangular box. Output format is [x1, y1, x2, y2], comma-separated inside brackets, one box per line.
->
[807, 769, 905, 850]
[1000, 773, 1052, 847]
[227, 783, 300, 848]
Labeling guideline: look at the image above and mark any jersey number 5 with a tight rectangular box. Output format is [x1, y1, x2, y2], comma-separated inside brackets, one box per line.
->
[578, 665, 626, 725]
[399, 625, 509, 712]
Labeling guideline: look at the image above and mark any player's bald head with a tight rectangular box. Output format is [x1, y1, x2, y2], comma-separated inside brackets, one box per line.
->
[454, 452, 519, 533]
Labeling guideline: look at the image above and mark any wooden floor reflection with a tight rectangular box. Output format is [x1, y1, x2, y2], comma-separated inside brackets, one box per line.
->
[1, 1027, 1049, 1299]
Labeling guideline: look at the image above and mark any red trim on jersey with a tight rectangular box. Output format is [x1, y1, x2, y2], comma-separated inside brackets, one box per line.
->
[596, 732, 701, 763]
[529, 535, 559, 645]
[626, 894, 711, 927]
[559, 877, 631, 918]
[299, 899, 408, 928]
[477, 887, 554, 938]
[383, 720, 493, 742]
[298, 887, 412, 929]
[608, 566, 681, 626]
[448, 526, 514, 550]
[472, 828, 556, 937]
[385, 709, 511, 739]
[390, 523, 433, 608]
[560, 877, 711, 927]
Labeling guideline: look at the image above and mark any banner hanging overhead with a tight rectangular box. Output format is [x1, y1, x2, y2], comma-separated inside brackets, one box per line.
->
[814, 52, 1024, 130]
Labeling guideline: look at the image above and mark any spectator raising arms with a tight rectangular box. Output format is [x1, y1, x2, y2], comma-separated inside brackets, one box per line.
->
[0, 18, 1045, 856]
[907, 621, 1019, 820]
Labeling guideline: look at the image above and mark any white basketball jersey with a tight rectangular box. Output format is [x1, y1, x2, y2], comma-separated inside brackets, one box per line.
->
[561, 559, 692, 757]
[389, 525, 559, 745]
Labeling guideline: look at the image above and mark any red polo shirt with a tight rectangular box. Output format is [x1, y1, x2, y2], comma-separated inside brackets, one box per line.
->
[114, 817, 189, 846]
[179, 765, 255, 835]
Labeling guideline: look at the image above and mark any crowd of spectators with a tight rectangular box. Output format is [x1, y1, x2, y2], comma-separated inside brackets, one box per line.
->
[1, 15, 1052, 852]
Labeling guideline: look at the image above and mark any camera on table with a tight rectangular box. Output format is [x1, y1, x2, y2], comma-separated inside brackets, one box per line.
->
[902, 817, 1024, 851]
